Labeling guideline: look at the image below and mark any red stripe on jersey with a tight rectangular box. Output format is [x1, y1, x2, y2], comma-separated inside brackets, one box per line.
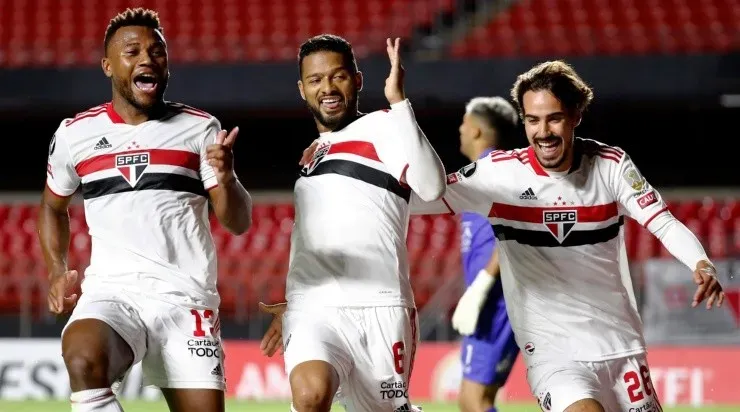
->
[597, 152, 622, 163]
[179, 108, 211, 119]
[643, 206, 668, 227]
[491, 156, 517, 163]
[105, 102, 126, 124]
[76, 149, 200, 177]
[441, 197, 455, 215]
[599, 146, 624, 158]
[526, 146, 549, 176]
[327, 141, 381, 162]
[489, 201, 619, 223]
[65, 107, 106, 126]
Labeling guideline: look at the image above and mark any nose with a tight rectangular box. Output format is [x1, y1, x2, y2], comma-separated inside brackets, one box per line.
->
[537, 121, 550, 138]
[319, 76, 337, 94]
[137, 51, 154, 67]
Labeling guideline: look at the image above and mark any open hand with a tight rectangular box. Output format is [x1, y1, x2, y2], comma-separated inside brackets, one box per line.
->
[206, 127, 239, 184]
[384, 37, 406, 105]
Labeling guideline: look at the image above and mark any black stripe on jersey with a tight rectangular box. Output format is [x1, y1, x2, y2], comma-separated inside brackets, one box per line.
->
[301, 159, 411, 202]
[81, 173, 207, 200]
[492, 216, 623, 247]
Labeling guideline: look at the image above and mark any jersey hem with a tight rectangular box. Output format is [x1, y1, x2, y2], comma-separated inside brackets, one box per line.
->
[568, 346, 647, 362]
[287, 298, 416, 310]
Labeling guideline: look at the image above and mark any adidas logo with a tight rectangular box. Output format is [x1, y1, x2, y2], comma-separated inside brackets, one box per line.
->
[394, 403, 411, 412]
[94, 137, 112, 150]
[520, 187, 537, 200]
[211, 364, 222, 376]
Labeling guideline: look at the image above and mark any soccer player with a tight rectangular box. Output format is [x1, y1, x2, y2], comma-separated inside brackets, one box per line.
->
[451, 97, 520, 412]
[408, 61, 725, 412]
[38, 8, 252, 412]
[261, 34, 446, 412]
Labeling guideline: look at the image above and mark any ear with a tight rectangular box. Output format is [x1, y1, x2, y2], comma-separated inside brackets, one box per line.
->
[101, 57, 112, 78]
[355, 71, 363, 92]
[297, 80, 306, 101]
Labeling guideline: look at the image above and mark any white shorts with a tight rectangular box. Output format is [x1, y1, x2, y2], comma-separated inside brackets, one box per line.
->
[282, 306, 418, 412]
[61, 289, 225, 391]
[527, 354, 663, 412]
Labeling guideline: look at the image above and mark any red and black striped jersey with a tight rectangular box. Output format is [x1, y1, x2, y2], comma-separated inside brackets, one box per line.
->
[46, 101, 223, 308]
[412, 137, 672, 364]
[287, 99, 445, 309]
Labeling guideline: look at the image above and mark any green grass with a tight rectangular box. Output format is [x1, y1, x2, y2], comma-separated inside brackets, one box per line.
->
[0, 401, 738, 412]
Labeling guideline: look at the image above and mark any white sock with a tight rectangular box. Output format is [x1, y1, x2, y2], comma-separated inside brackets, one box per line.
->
[70, 388, 124, 412]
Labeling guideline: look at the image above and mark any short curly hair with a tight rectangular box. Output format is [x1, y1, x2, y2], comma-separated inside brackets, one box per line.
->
[104, 8, 163, 55]
[510, 60, 593, 117]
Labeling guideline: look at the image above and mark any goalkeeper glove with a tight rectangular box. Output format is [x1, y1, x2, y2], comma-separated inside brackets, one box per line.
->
[451, 269, 495, 335]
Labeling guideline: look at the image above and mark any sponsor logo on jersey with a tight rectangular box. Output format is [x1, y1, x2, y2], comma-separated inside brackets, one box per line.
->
[623, 167, 646, 192]
[446, 172, 460, 185]
[520, 187, 537, 200]
[380, 380, 408, 400]
[543, 210, 577, 243]
[524, 342, 535, 355]
[116, 152, 150, 187]
[637, 191, 657, 209]
[541, 392, 552, 411]
[94, 137, 113, 150]
[187, 339, 221, 358]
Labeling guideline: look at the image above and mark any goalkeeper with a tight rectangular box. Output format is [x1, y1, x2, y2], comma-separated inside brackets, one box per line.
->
[451, 97, 520, 412]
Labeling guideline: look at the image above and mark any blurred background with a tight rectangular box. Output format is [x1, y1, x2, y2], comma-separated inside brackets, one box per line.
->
[0, 0, 738, 410]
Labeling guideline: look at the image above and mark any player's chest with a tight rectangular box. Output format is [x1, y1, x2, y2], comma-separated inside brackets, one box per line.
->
[74, 123, 198, 156]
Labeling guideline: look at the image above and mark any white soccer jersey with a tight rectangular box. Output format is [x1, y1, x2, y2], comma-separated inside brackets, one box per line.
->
[46, 102, 222, 308]
[412, 138, 673, 363]
[287, 99, 445, 309]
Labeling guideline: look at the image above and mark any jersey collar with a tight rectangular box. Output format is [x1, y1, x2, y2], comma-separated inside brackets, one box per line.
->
[105, 102, 126, 124]
[527, 138, 583, 177]
[479, 147, 495, 159]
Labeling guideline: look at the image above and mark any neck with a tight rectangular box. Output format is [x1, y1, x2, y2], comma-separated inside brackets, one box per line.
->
[468, 143, 494, 162]
[111, 95, 164, 125]
[316, 112, 359, 134]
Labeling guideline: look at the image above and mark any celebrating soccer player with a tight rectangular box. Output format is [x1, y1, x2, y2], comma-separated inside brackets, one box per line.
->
[409, 61, 724, 412]
[39, 8, 251, 412]
[260, 35, 445, 412]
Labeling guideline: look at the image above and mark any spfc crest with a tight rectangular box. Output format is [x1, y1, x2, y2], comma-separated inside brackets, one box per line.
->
[303, 143, 330, 175]
[116, 152, 150, 187]
[543, 210, 577, 243]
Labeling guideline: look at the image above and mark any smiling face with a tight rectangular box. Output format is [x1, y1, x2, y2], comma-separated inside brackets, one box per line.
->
[298, 50, 362, 133]
[521, 89, 580, 171]
[102, 25, 169, 113]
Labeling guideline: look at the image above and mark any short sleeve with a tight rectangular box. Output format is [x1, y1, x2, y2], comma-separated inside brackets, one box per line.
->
[199, 117, 221, 190]
[611, 151, 668, 227]
[45, 124, 80, 197]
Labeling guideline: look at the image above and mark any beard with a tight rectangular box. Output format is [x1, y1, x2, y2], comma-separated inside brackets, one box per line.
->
[306, 93, 358, 131]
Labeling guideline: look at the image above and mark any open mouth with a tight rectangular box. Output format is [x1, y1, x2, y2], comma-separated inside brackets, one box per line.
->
[535, 136, 562, 157]
[133, 73, 158, 94]
[319, 95, 342, 111]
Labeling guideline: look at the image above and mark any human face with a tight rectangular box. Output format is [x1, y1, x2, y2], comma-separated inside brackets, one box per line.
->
[298, 51, 362, 132]
[521, 89, 579, 171]
[458, 112, 481, 161]
[102, 26, 169, 112]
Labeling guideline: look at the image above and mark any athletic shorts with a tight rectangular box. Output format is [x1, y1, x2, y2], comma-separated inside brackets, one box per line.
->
[282, 306, 418, 412]
[527, 354, 663, 412]
[460, 331, 519, 386]
[62, 289, 225, 391]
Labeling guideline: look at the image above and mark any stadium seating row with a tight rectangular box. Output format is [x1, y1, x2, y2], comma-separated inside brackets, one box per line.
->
[0, 0, 735, 67]
[0, 198, 738, 314]
[0, 0, 451, 66]
[450, 0, 739, 57]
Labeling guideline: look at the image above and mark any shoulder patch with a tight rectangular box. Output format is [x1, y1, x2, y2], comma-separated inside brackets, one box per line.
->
[48, 134, 57, 157]
[459, 162, 477, 178]
[622, 166, 646, 192]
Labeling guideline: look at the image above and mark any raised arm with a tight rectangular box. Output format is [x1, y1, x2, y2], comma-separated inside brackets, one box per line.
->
[200, 119, 253, 235]
[374, 37, 445, 202]
[611, 151, 723, 308]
